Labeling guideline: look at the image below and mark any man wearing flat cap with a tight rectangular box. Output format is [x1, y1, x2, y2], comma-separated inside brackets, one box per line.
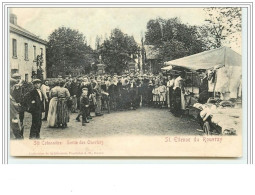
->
[26, 79, 44, 139]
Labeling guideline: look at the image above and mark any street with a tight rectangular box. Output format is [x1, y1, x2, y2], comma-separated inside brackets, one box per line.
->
[14, 108, 202, 139]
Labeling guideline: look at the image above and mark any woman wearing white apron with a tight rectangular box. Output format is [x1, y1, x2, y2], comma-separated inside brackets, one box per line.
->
[47, 82, 60, 127]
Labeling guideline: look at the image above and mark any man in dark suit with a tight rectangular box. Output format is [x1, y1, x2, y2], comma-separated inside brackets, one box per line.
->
[129, 77, 137, 110]
[27, 79, 44, 139]
[69, 78, 79, 113]
[116, 76, 123, 110]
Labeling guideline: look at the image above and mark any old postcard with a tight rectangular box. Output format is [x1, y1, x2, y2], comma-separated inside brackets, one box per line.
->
[9, 7, 243, 157]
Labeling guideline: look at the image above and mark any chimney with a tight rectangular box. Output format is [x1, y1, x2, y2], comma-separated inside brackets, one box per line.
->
[10, 13, 17, 25]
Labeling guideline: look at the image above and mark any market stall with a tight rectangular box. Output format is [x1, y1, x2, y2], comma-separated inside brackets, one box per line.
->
[163, 46, 242, 135]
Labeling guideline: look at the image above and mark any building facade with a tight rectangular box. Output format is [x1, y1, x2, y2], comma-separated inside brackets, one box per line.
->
[9, 13, 47, 82]
[143, 45, 162, 74]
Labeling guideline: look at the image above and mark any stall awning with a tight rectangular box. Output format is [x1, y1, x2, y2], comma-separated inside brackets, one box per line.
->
[164, 47, 241, 70]
[161, 65, 173, 70]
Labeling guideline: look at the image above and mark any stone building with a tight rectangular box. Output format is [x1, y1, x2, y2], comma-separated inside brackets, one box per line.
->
[9, 13, 47, 81]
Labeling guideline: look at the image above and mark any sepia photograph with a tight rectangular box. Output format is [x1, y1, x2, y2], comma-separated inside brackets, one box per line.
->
[8, 6, 243, 157]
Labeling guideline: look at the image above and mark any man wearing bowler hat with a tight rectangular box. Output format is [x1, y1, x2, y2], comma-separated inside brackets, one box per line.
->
[80, 87, 90, 126]
[27, 79, 44, 139]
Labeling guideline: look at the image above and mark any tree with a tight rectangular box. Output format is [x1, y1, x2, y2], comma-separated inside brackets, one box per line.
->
[46, 27, 95, 77]
[144, 17, 206, 62]
[160, 39, 188, 62]
[145, 19, 163, 45]
[203, 7, 242, 49]
[98, 28, 139, 74]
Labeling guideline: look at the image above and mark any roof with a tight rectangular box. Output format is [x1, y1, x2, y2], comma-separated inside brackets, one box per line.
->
[10, 23, 47, 45]
[163, 47, 242, 70]
[144, 45, 160, 60]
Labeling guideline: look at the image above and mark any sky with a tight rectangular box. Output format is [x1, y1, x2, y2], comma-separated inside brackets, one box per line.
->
[10, 8, 207, 47]
[10, 7, 241, 53]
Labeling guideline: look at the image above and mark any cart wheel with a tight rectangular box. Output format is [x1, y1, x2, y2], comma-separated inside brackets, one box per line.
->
[203, 121, 211, 135]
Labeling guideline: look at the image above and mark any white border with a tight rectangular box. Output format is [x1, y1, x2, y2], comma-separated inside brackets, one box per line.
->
[0, 1, 253, 164]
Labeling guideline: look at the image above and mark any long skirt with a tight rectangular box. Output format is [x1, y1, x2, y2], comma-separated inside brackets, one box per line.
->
[95, 96, 102, 114]
[57, 98, 69, 125]
[173, 88, 182, 116]
[167, 88, 170, 107]
[153, 94, 156, 102]
[181, 91, 186, 110]
[153, 94, 160, 102]
[71, 96, 77, 113]
[109, 94, 117, 110]
[122, 90, 130, 109]
[169, 87, 174, 110]
[160, 92, 166, 102]
[47, 97, 58, 127]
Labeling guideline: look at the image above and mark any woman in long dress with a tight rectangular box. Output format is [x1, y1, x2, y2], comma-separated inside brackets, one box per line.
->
[56, 80, 71, 128]
[173, 72, 186, 116]
[47, 82, 60, 127]
[167, 75, 175, 111]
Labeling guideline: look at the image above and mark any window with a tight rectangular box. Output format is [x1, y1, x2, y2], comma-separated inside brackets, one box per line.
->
[33, 46, 36, 60]
[25, 74, 28, 82]
[40, 48, 43, 56]
[24, 43, 28, 60]
[12, 39, 17, 57]
[11, 69, 18, 76]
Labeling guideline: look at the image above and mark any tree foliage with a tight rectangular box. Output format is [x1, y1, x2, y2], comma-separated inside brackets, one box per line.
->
[46, 27, 95, 76]
[144, 17, 206, 61]
[202, 7, 242, 49]
[98, 28, 139, 74]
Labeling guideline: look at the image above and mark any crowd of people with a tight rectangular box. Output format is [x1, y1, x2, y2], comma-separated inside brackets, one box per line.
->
[10, 71, 189, 139]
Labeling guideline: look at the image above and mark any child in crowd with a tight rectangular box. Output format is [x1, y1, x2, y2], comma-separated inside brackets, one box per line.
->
[152, 84, 159, 107]
[158, 82, 167, 108]
[80, 88, 90, 126]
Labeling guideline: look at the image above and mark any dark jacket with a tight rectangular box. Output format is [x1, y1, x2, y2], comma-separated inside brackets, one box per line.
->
[69, 82, 79, 96]
[116, 82, 122, 95]
[26, 89, 44, 114]
[80, 95, 89, 110]
[129, 82, 137, 96]
[101, 83, 107, 92]
[108, 84, 117, 97]
[12, 85, 24, 104]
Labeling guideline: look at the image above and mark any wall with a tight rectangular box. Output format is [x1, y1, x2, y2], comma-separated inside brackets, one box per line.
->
[9, 32, 47, 82]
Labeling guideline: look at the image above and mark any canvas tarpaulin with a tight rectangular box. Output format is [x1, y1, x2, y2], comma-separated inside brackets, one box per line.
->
[163, 47, 241, 70]
[163, 47, 242, 98]
[161, 65, 173, 70]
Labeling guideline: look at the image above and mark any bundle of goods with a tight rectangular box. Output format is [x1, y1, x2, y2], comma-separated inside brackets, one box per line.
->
[193, 100, 242, 135]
